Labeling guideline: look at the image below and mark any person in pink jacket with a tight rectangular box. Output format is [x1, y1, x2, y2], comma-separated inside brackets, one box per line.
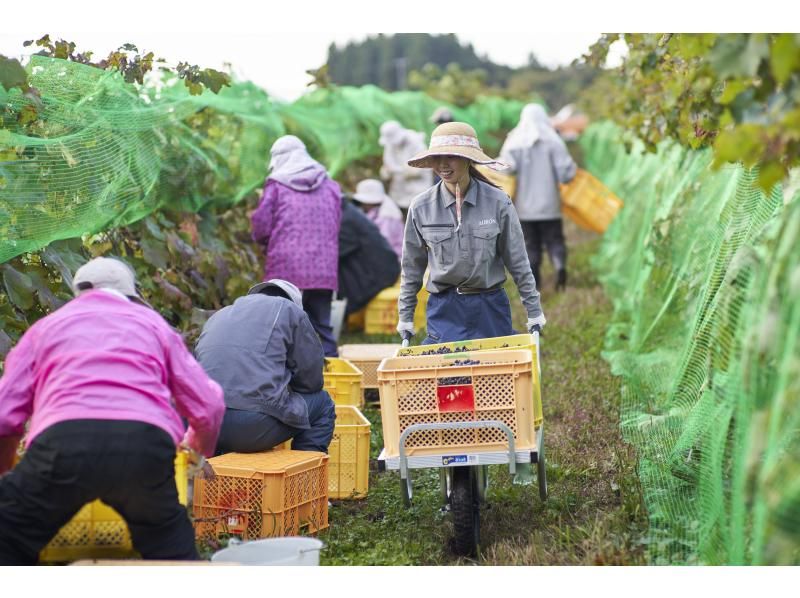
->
[251, 136, 342, 356]
[0, 257, 225, 565]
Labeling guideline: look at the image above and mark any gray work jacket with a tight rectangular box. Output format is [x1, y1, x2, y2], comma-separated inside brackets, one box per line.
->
[399, 178, 543, 322]
[505, 137, 577, 221]
[194, 294, 324, 430]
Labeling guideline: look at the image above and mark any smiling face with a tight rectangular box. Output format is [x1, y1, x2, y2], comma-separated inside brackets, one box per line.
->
[432, 155, 472, 196]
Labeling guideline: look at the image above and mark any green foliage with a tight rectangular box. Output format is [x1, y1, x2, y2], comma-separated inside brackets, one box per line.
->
[327, 33, 515, 91]
[20, 34, 231, 94]
[408, 62, 496, 107]
[581, 33, 800, 192]
[0, 199, 260, 365]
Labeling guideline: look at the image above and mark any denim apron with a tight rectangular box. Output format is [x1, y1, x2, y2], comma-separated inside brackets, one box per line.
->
[422, 287, 514, 344]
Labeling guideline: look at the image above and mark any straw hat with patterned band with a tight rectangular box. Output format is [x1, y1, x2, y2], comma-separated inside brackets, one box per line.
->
[407, 122, 508, 171]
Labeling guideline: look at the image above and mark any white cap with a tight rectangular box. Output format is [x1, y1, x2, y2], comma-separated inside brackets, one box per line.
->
[247, 279, 303, 308]
[352, 179, 391, 205]
[72, 257, 139, 299]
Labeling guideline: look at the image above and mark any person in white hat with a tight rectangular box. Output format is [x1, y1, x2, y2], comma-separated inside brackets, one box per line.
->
[379, 120, 433, 212]
[397, 121, 546, 345]
[0, 256, 225, 564]
[351, 178, 404, 257]
[499, 104, 577, 291]
[194, 279, 336, 455]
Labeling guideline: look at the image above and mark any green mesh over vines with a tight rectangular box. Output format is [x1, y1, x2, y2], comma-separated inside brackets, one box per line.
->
[0, 55, 523, 264]
[582, 121, 800, 565]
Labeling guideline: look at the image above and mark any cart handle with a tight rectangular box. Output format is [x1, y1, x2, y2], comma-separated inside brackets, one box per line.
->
[398, 420, 517, 503]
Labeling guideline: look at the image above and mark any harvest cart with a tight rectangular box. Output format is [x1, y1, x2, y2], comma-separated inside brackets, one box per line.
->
[376, 333, 546, 557]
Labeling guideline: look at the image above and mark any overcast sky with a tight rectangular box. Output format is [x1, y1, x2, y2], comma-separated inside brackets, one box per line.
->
[0, 0, 785, 101]
[0, 31, 610, 101]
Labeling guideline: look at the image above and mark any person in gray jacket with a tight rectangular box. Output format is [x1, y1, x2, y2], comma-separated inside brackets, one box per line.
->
[195, 279, 336, 455]
[499, 103, 577, 291]
[397, 121, 546, 345]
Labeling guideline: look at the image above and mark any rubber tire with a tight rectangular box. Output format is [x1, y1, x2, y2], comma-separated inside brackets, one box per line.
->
[450, 466, 480, 557]
[538, 443, 548, 501]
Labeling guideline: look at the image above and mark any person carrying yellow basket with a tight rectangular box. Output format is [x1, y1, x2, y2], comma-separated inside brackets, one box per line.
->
[499, 104, 577, 291]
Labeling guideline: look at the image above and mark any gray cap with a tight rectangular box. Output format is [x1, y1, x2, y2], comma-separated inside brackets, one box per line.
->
[247, 279, 303, 308]
[72, 257, 140, 300]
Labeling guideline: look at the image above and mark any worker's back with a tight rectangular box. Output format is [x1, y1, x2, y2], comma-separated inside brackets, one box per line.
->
[195, 294, 324, 430]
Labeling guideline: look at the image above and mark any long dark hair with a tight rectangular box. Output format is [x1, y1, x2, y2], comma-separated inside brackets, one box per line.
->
[468, 164, 501, 189]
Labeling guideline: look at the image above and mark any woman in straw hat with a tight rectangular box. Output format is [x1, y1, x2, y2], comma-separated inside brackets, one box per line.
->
[396, 121, 546, 345]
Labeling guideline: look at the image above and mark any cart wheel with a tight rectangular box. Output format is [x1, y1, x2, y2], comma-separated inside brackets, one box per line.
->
[537, 442, 548, 501]
[400, 476, 412, 508]
[450, 466, 480, 557]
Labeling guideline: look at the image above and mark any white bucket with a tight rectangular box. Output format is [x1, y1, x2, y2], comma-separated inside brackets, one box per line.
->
[330, 294, 348, 341]
[210, 537, 323, 566]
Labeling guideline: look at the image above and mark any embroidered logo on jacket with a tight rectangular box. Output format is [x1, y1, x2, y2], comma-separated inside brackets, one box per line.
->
[478, 218, 497, 226]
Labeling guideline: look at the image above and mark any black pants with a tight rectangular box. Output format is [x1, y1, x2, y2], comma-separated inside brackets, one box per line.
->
[0, 420, 197, 565]
[520, 219, 567, 285]
[302, 289, 338, 357]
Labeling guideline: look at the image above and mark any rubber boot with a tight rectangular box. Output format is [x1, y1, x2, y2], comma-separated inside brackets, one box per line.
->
[556, 269, 567, 292]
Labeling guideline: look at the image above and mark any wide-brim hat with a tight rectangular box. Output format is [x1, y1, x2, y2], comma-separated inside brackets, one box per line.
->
[408, 121, 508, 171]
[248, 279, 303, 308]
[352, 179, 390, 205]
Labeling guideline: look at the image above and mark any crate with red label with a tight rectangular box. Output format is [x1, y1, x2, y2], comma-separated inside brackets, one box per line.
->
[376, 349, 537, 458]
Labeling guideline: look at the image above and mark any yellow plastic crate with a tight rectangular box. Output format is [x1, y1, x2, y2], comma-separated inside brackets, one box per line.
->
[474, 164, 517, 199]
[377, 349, 537, 459]
[338, 343, 402, 390]
[39, 451, 189, 563]
[347, 309, 365, 331]
[560, 168, 624, 234]
[364, 286, 428, 335]
[193, 451, 328, 541]
[328, 406, 371, 500]
[323, 357, 364, 408]
[397, 333, 542, 427]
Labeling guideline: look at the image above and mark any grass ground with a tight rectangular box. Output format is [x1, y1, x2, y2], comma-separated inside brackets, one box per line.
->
[319, 221, 648, 565]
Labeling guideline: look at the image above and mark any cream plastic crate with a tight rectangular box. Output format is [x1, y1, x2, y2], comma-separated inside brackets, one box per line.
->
[339, 343, 401, 390]
[396, 334, 542, 427]
[377, 349, 536, 459]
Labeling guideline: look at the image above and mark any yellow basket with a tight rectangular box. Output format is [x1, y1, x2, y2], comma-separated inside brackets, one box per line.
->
[560, 168, 624, 234]
[324, 357, 364, 408]
[377, 349, 537, 459]
[364, 286, 428, 335]
[397, 333, 542, 427]
[474, 164, 517, 199]
[193, 451, 328, 541]
[328, 406, 371, 500]
[339, 343, 402, 390]
[347, 309, 366, 332]
[39, 451, 189, 563]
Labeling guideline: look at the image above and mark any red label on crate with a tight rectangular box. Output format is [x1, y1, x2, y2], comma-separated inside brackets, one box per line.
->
[225, 514, 247, 535]
[437, 384, 475, 412]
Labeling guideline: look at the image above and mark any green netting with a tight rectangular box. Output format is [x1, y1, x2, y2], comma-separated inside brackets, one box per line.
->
[583, 121, 800, 564]
[0, 55, 523, 264]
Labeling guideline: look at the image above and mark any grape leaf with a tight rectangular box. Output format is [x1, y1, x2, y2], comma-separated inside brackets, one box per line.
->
[1, 265, 35, 310]
[0, 56, 28, 91]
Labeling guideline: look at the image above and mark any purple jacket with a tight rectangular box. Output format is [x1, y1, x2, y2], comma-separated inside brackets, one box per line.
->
[251, 174, 342, 291]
